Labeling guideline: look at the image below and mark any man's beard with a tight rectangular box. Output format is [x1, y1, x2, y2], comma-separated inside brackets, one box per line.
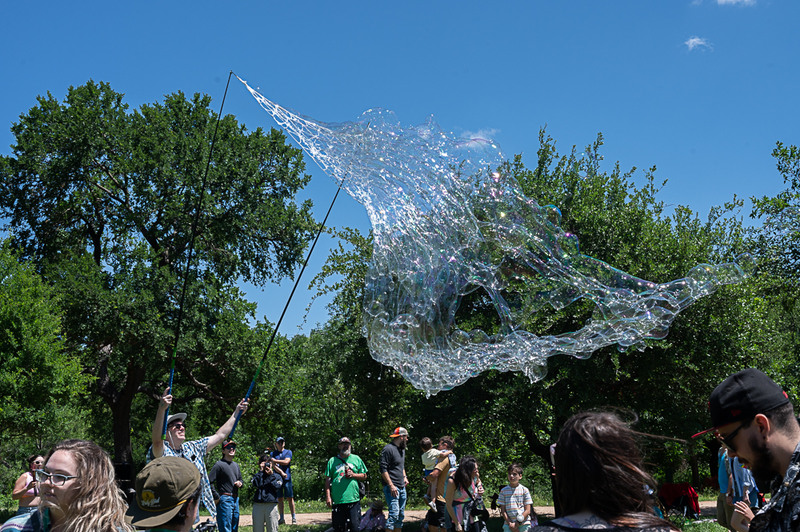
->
[747, 432, 780, 490]
[340, 448, 352, 458]
[397, 439, 407, 451]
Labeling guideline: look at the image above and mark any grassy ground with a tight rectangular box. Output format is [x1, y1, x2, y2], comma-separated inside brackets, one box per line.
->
[210, 499, 435, 518]
[237, 524, 331, 532]
[234, 515, 730, 532]
[682, 519, 728, 532]
[237, 517, 504, 532]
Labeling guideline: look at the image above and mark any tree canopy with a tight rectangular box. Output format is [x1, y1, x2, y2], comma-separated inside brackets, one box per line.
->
[0, 80, 317, 464]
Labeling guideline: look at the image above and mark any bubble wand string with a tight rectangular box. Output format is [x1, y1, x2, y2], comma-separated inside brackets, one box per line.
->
[228, 167, 350, 439]
[162, 70, 233, 440]
[227, 75, 367, 437]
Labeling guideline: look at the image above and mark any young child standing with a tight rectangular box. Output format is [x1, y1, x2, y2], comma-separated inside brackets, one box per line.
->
[498, 463, 536, 532]
[420, 437, 453, 510]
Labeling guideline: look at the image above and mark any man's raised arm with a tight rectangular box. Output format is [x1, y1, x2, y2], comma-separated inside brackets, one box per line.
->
[207, 398, 249, 450]
[150, 387, 172, 458]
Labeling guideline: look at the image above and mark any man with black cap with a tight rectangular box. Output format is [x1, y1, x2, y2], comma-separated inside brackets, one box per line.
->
[325, 437, 369, 532]
[209, 440, 244, 532]
[148, 387, 249, 521]
[697, 368, 800, 532]
[126, 456, 202, 532]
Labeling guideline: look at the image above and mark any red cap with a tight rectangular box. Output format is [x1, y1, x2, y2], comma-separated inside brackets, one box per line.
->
[389, 427, 408, 438]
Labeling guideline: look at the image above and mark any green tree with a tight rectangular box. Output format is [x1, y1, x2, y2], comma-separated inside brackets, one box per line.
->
[751, 141, 800, 283]
[312, 128, 782, 495]
[454, 131, 783, 488]
[0, 240, 90, 438]
[0, 240, 91, 510]
[748, 141, 800, 395]
[0, 81, 316, 464]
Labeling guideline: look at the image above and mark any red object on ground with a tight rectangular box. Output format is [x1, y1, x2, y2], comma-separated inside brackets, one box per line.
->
[658, 482, 701, 517]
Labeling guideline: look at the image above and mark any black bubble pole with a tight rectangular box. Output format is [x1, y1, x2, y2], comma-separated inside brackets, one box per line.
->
[228, 177, 347, 439]
[162, 71, 234, 440]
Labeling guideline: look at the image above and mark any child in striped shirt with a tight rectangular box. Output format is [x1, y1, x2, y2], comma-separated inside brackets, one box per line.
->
[499, 463, 536, 532]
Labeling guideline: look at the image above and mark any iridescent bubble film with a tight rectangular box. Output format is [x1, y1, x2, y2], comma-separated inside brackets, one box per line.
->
[238, 76, 752, 396]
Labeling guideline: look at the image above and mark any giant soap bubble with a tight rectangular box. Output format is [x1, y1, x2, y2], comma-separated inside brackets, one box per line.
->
[238, 76, 751, 396]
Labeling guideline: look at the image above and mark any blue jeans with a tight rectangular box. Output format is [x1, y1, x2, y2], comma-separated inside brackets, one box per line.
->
[217, 494, 240, 532]
[383, 485, 407, 530]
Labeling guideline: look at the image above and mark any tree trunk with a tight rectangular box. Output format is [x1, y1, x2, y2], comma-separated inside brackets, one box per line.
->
[522, 426, 560, 516]
[709, 441, 721, 490]
[97, 348, 146, 500]
[689, 452, 700, 487]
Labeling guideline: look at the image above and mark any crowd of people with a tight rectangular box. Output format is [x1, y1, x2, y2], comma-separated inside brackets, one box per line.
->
[4, 368, 800, 532]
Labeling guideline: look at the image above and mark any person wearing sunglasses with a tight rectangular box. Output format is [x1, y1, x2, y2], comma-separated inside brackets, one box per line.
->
[209, 440, 243, 532]
[694, 368, 800, 532]
[1, 439, 132, 532]
[11, 455, 44, 516]
[147, 387, 249, 523]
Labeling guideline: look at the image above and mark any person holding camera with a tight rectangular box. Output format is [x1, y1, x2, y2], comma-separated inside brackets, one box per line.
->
[252, 454, 286, 532]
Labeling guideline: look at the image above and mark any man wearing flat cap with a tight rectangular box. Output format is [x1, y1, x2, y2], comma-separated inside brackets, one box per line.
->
[126, 456, 202, 532]
[697, 368, 800, 532]
[326, 437, 368, 532]
[148, 387, 249, 520]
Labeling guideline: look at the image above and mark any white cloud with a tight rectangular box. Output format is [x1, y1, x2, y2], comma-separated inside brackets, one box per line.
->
[690, 0, 756, 5]
[685, 36, 713, 51]
[460, 128, 499, 140]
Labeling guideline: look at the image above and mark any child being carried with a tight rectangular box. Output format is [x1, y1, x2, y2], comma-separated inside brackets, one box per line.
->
[420, 437, 454, 510]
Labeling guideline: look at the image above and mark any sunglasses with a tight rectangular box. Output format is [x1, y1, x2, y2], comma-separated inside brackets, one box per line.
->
[716, 422, 746, 452]
[35, 470, 79, 486]
[169, 423, 187, 430]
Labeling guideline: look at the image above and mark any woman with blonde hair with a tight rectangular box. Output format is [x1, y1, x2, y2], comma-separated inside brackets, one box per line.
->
[1, 439, 133, 532]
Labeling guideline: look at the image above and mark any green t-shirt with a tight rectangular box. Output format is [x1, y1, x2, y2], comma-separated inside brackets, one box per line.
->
[325, 453, 368, 504]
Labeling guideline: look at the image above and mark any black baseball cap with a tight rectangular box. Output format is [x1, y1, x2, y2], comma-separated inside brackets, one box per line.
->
[693, 368, 790, 438]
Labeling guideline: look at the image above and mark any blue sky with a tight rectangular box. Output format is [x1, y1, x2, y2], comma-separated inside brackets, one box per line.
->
[2, 1, 798, 334]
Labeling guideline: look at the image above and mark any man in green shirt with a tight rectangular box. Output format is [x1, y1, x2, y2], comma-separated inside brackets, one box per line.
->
[325, 437, 368, 532]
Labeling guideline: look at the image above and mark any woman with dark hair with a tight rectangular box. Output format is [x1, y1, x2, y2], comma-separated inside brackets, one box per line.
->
[532, 412, 676, 531]
[445, 456, 485, 532]
[11, 455, 44, 516]
[1, 439, 133, 532]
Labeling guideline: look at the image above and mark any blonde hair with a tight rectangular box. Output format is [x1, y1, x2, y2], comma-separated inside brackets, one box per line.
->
[41, 439, 134, 532]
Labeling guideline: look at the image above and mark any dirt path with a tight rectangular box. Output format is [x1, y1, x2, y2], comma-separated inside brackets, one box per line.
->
[238, 500, 717, 527]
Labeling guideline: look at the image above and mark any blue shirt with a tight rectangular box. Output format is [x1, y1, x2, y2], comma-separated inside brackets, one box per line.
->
[271, 448, 293, 480]
[731, 457, 759, 508]
[718, 448, 731, 494]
